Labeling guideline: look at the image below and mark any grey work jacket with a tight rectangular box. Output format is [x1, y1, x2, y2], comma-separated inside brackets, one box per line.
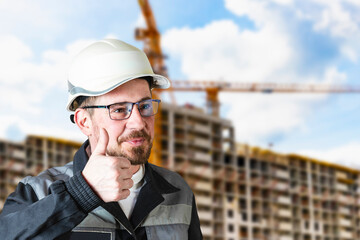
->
[0, 140, 203, 240]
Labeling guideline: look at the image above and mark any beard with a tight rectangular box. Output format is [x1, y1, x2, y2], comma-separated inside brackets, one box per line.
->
[106, 129, 153, 165]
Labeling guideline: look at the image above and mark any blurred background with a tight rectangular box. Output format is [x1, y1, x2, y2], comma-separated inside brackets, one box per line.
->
[0, 0, 359, 167]
[1, 0, 360, 239]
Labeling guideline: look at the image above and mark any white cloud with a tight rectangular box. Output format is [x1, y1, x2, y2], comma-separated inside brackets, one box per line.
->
[0, 0, 66, 43]
[0, 114, 85, 143]
[295, 1, 360, 62]
[227, 0, 360, 40]
[226, 0, 360, 63]
[220, 93, 323, 143]
[322, 66, 347, 84]
[340, 44, 358, 62]
[0, 35, 33, 84]
[0, 85, 42, 115]
[0, 1, 57, 27]
[0, 0, 141, 47]
[0, 36, 95, 112]
[135, 13, 146, 29]
[0, 35, 97, 145]
[225, 0, 280, 28]
[271, 0, 293, 5]
[345, 0, 360, 7]
[223, 66, 347, 143]
[313, 1, 358, 38]
[163, 20, 293, 82]
[299, 142, 360, 169]
[162, 8, 350, 144]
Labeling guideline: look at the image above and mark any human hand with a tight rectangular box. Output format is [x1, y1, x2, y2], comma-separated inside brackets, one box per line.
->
[82, 128, 133, 202]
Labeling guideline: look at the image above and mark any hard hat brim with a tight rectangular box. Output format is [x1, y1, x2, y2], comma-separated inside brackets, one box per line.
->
[66, 73, 170, 111]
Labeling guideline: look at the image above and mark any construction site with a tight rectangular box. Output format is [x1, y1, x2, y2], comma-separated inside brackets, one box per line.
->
[1, 1, 360, 240]
[1, 105, 360, 240]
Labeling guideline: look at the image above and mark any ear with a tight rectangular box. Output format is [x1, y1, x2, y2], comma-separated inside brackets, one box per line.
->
[74, 108, 93, 137]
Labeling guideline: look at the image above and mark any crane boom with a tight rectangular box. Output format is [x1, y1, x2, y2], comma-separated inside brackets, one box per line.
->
[171, 80, 360, 93]
[171, 80, 360, 116]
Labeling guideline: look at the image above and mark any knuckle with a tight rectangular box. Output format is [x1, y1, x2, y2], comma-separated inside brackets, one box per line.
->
[120, 169, 132, 179]
[127, 179, 134, 188]
[121, 189, 130, 198]
[114, 189, 130, 201]
[119, 158, 131, 168]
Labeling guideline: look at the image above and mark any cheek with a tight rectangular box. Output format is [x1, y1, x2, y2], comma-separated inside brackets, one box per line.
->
[148, 118, 155, 139]
[92, 115, 126, 141]
[107, 123, 126, 140]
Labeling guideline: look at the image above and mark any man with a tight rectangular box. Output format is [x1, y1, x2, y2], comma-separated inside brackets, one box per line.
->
[0, 39, 202, 239]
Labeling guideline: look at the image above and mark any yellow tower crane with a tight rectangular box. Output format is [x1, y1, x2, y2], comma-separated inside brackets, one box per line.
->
[135, 0, 360, 166]
[135, 0, 170, 167]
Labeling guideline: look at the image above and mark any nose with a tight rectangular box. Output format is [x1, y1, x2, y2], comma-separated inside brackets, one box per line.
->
[126, 105, 145, 130]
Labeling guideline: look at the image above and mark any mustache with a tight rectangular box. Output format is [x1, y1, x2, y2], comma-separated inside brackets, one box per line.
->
[118, 130, 151, 144]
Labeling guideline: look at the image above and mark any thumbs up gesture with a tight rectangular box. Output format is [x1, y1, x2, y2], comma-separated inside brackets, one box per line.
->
[82, 128, 134, 202]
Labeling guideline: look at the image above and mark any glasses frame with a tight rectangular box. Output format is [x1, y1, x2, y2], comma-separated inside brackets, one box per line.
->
[82, 99, 161, 120]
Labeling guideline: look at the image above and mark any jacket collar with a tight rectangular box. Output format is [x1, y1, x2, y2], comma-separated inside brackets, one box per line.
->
[143, 163, 180, 194]
[73, 140, 180, 231]
[73, 140, 90, 174]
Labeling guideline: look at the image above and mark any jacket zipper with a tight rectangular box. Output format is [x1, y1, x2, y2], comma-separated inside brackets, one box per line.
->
[114, 217, 137, 240]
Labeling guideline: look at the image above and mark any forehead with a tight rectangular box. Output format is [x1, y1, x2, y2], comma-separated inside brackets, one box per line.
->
[96, 78, 151, 104]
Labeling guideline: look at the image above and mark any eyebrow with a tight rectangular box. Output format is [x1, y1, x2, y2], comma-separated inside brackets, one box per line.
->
[139, 96, 152, 102]
[110, 96, 152, 106]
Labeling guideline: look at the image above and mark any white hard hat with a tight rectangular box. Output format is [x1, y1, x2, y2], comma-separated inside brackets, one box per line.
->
[66, 39, 170, 111]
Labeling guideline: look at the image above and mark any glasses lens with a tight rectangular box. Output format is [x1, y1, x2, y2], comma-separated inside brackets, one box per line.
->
[139, 99, 158, 117]
[109, 103, 131, 120]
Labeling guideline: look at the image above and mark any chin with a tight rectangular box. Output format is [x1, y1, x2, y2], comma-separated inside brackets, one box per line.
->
[128, 146, 152, 165]
[108, 145, 152, 165]
[130, 159, 148, 166]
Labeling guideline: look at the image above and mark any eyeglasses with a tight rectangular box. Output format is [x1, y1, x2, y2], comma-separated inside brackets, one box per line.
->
[82, 99, 161, 120]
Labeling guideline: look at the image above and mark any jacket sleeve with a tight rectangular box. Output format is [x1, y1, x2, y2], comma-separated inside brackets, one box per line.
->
[0, 171, 102, 240]
[188, 195, 203, 240]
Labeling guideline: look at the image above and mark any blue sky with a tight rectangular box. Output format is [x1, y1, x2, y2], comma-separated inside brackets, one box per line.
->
[0, 0, 359, 168]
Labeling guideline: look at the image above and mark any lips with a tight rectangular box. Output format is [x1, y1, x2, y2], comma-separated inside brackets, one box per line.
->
[118, 130, 151, 148]
[126, 138, 146, 146]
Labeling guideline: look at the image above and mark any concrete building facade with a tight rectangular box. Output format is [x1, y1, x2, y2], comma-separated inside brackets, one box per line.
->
[0, 136, 81, 210]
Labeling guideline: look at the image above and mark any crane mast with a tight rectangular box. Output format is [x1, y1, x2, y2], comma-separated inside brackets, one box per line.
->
[135, 0, 167, 78]
[135, 0, 167, 167]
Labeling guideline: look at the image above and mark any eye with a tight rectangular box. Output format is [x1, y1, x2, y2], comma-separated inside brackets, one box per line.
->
[139, 102, 152, 110]
[141, 103, 150, 109]
[111, 106, 128, 114]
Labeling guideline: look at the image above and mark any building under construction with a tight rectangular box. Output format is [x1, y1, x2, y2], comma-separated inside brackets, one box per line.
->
[0, 136, 81, 211]
[1, 102, 360, 240]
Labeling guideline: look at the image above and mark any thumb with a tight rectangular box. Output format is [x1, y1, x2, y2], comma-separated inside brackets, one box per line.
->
[93, 128, 109, 156]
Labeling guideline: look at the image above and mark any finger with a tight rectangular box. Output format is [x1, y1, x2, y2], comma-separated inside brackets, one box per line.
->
[118, 189, 130, 200]
[121, 178, 134, 190]
[106, 157, 131, 169]
[93, 128, 109, 156]
[118, 158, 131, 169]
[118, 168, 133, 180]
